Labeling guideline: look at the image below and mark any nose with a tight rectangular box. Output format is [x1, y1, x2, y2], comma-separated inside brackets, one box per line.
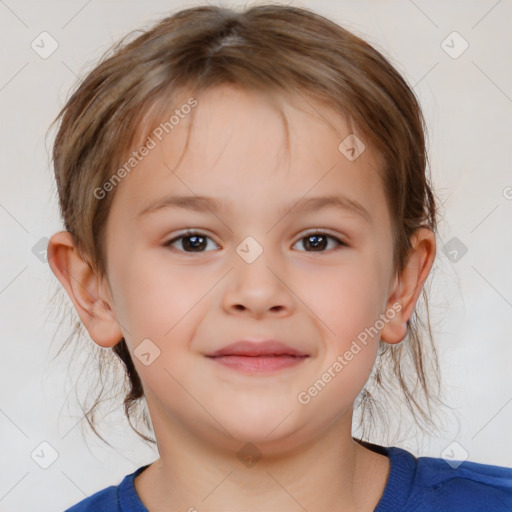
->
[222, 249, 294, 319]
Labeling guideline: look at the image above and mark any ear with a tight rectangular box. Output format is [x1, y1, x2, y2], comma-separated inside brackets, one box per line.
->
[47, 231, 123, 348]
[380, 227, 436, 344]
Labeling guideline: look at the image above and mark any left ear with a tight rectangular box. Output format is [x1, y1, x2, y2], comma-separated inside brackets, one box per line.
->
[380, 227, 436, 344]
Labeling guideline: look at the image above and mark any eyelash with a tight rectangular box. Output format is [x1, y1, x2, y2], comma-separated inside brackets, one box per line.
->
[163, 230, 347, 254]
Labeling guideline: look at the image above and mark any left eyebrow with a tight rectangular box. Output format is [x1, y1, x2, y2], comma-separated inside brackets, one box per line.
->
[137, 194, 372, 224]
[279, 195, 372, 224]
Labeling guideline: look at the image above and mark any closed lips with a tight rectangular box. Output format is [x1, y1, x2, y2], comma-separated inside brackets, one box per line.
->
[205, 340, 309, 358]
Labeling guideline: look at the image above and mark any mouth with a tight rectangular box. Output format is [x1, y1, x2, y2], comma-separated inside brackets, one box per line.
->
[204, 340, 309, 374]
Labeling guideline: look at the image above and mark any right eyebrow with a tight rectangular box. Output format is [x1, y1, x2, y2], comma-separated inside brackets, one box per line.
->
[137, 195, 230, 217]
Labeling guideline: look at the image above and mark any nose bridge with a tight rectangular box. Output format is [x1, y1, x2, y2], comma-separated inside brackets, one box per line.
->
[224, 233, 292, 315]
[235, 233, 280, 287]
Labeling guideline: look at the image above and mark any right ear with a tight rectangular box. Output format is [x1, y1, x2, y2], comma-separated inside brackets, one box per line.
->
[47, 231, 123, 348]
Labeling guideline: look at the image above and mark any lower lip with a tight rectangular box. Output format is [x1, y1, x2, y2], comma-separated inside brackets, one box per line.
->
[207, 355, 308, 373]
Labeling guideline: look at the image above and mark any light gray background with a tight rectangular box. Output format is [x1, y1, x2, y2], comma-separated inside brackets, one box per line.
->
[1, 1, 511, 510]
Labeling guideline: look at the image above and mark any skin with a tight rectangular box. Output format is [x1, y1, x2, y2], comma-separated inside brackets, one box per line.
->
[48, 84, 436, 512]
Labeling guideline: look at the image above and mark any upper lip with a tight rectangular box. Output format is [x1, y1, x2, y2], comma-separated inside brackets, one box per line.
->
[205, 340, 309, 357]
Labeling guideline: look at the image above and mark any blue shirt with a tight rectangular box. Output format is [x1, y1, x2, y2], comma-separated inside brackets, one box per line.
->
[64, 444, 512, 511]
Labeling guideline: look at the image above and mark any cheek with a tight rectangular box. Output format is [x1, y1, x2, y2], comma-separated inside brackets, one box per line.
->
[295, 255, 386, 341]
[107, 247, 204, 341]
[295, 325, 379, 429]
[111, 256, 207, 395]
[294, 267, 383, 415]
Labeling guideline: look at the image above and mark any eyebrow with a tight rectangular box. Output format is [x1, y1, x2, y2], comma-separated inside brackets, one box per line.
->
[137, 194, 372, 224]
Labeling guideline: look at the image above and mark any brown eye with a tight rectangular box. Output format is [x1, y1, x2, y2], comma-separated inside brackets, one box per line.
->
[294, 233, 346, 252]
[163, 230, 346, 254]
[164, 232, 218, 253]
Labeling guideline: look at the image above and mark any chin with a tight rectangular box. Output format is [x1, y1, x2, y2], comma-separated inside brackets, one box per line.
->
[219, 405, 298, 444]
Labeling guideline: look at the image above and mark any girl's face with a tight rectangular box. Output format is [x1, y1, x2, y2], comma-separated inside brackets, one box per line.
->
[102, 84, 398, 450]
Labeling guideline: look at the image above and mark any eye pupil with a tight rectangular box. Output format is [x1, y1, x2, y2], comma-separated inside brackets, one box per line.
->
[305, 234, 327, 251]
[184, 235, 207, 251]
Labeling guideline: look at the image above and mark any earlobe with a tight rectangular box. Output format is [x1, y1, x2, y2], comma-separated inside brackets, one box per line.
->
[47, 231, 123, 348]
[380, 228, 436, 345]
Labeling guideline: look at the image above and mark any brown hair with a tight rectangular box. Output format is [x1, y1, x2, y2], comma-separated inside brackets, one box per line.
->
[48, 3, 441, 446]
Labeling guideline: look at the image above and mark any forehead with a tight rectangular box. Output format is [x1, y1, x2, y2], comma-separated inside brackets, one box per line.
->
[110, 84, 388, 225]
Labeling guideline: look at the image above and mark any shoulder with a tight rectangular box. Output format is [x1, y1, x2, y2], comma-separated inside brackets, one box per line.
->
[414, 453, 512, 509]
[64, 485, 118, 512]
[372, 443, 512, 512]
[64, 465, 150, 512]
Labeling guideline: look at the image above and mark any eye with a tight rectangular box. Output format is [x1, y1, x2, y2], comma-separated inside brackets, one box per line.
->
[163, 230, 347, 254]
[293, 232, 346, 252]
[164, 231, 219, 253]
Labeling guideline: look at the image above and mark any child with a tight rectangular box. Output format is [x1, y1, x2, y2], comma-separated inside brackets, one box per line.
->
[47, 3, 511, 511]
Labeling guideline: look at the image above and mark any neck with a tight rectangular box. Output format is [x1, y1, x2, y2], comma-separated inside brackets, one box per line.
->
[135, 403, 390, 512]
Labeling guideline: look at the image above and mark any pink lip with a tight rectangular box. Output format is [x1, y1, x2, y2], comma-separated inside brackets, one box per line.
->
[205, 340, 308, 357]
[205, 340, 309, 374]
